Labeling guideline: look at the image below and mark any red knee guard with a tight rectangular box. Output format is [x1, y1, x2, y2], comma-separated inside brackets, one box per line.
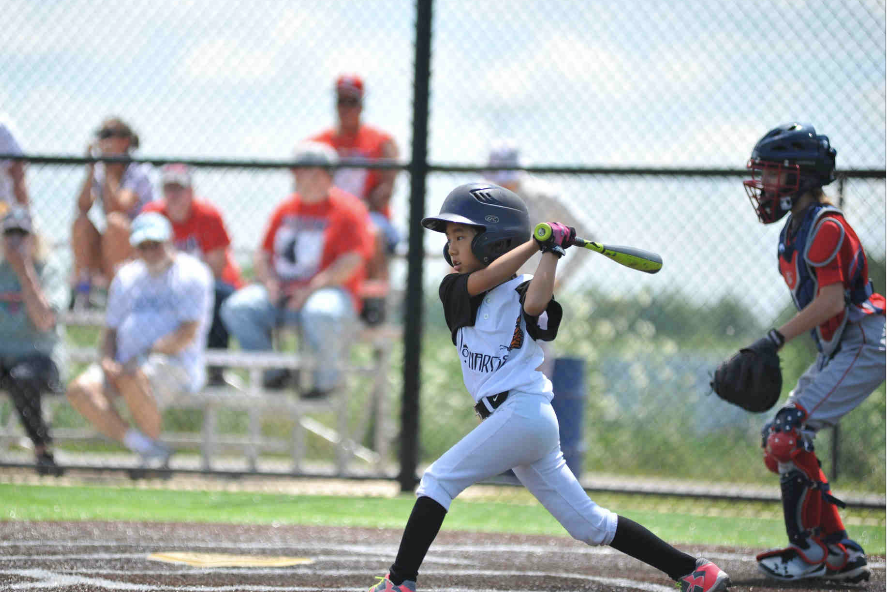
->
[763, 450, 780, 474]
[767, 429, 800, 463]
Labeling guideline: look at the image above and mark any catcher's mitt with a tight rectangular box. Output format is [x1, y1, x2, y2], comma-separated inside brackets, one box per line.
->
[710, 330, 783, 413]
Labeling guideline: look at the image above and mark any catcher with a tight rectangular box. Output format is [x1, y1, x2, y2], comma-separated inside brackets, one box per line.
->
[711, 123, 885, 583]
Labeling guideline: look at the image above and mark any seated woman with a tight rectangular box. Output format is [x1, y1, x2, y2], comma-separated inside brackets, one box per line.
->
[71, 117, 153, 308]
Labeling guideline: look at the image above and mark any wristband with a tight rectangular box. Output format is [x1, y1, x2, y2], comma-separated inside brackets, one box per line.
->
[767, 328, 785, 348]
[539, 243, 565, 258]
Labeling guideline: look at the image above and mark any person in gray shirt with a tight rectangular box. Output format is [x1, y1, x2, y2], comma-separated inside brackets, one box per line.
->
[0, 206, 67, 475]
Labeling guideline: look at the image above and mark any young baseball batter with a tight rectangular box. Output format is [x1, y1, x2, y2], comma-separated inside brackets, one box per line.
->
[368, 182, 731, 592]
[739, 123, 884, 583]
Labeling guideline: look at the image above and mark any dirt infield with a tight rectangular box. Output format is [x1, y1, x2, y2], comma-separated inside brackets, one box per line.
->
[0, 521, 883, 591]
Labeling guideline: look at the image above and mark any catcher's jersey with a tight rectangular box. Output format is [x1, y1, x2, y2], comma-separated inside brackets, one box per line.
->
[439, 273, 561, 403]
[778, 203, 885, 355]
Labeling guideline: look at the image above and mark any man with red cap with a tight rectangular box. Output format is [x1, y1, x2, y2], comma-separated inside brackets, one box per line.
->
[309, 74, 399, 325]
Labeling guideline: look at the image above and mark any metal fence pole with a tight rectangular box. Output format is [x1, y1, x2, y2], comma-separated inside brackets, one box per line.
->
[829, 175, 847, 483]
[398, 0, 434, 493]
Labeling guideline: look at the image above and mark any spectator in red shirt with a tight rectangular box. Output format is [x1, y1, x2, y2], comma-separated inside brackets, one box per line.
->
[220, 142, 374, 396]
[141, 164, 243, 386]
[310, 74, 400, 324]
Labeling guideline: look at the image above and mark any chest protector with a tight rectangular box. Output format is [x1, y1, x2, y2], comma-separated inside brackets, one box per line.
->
[778, 204, 875, 357]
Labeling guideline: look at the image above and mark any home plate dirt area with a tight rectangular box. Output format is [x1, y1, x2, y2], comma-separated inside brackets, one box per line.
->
[0, 521, 883, 591]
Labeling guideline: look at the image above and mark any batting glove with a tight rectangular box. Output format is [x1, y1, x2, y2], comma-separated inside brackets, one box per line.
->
[534, 222, 576, 258]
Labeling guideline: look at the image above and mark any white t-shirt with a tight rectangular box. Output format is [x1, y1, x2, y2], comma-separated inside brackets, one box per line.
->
[0, 115, 24, 206]
[105, 252, 214, 391]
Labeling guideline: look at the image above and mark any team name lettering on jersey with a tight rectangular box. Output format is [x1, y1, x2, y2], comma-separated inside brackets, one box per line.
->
[461, 344, 508, 373]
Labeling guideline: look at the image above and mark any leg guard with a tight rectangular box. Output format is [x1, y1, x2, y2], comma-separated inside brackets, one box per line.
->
[778, 463, 827, 553]
[756, 405, 849, 581]
[792, 450, 846, 538]
[757, 468, 830, 582]
[757, 452, 849, 574]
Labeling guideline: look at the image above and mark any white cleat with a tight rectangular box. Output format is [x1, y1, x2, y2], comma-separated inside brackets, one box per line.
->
[756, 546, 827, 581]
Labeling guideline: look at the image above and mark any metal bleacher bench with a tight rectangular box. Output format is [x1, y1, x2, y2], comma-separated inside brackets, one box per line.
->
[0, 309, 401, 476]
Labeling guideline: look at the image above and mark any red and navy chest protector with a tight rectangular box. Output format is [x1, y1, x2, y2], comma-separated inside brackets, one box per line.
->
[778, 203, 885, 356]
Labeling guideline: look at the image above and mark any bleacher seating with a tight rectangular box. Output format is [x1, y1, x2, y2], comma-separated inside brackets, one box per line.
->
[0, 309, 401, 476]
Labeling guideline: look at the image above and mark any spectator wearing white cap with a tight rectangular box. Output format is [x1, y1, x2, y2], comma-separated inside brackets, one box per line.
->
[220, 142, 374, 397]
[66, 212, 213, 466]
[484, 140, 590, 290]
[484, 141, 591, 378]
[0, 206, 66, 475]
[310, 74, 400, 325]
[142, 163, 244, 386]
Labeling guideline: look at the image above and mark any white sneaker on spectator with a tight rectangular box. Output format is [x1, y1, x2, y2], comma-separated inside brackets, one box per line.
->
[139, 441, 174, 468]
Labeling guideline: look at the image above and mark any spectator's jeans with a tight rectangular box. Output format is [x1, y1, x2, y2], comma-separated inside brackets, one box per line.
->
[370, 211, 400, 254]
[220, 284, 357, 389]
[209, 280, 236, 350]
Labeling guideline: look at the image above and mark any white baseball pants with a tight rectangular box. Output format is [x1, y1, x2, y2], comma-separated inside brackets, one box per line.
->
[417, 391, 618, 546]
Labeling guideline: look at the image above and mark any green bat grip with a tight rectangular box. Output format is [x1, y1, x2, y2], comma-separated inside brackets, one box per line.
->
[534, 222, 553, 242]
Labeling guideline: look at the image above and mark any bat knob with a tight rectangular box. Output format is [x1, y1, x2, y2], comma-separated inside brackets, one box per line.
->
[534, 222, 552, 242]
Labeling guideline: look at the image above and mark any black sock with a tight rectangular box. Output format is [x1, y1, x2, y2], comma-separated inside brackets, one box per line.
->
[609, 515, 697, 581]
[388, 496, 447, 585]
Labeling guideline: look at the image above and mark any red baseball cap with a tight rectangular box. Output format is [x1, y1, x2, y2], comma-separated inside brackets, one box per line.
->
[335, 74, 364, 99]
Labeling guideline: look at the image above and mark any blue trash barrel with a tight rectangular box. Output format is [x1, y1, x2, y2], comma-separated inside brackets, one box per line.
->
[550, 357, 586, 479]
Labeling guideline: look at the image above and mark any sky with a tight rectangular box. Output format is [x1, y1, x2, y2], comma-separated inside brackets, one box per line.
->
[1, 0, 884, 321]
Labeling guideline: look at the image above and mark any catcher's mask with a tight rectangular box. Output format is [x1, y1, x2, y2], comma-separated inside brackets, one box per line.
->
[422, 182, 531, 266]
[743, 123, 837, 224]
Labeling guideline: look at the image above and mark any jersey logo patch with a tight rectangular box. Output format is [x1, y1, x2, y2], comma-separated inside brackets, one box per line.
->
[779, 251, 799, 290]
[507, 313, 523, 351]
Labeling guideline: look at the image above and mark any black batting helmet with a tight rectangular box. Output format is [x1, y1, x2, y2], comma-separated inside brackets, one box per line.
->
[422, 182, 531, 265]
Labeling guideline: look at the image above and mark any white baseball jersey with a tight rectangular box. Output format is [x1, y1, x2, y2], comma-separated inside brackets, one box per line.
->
[440, 273, 559, 403]
[418, 270, 618, 547]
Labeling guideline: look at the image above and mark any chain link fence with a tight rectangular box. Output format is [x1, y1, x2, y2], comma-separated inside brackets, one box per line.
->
[1, 1, 884, 500]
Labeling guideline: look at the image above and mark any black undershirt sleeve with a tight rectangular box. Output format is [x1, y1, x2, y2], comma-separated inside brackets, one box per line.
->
[439, 273, 486, 345]
[514, 280, 563, 341]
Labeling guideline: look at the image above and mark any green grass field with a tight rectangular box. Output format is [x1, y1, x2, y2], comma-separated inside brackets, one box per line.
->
[2, 483, 884, 553]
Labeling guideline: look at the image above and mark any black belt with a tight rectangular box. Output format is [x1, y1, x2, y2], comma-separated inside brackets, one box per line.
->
[474, 391, 509, 420]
